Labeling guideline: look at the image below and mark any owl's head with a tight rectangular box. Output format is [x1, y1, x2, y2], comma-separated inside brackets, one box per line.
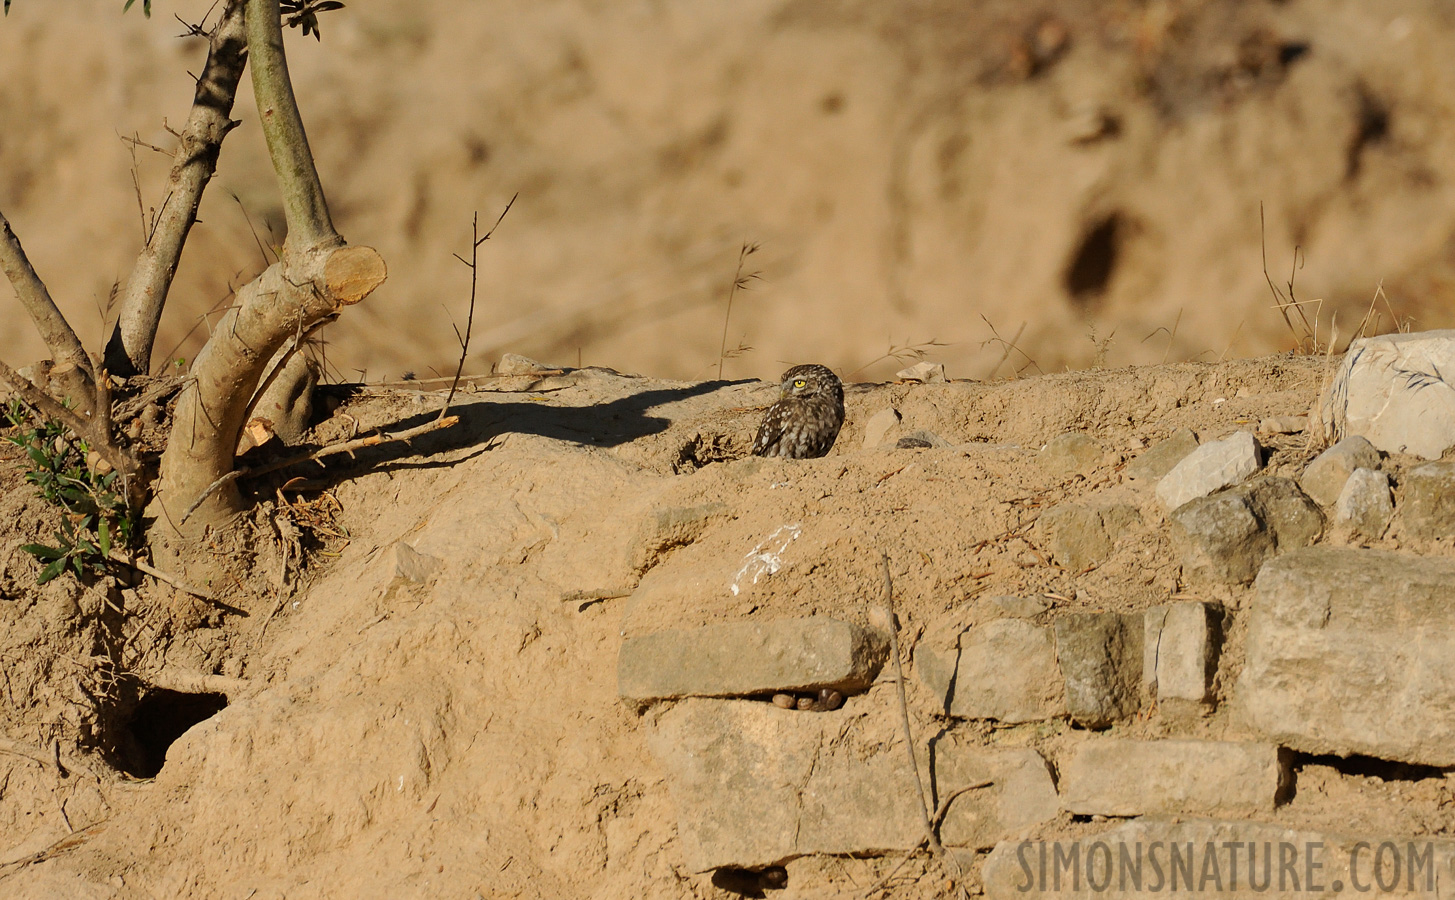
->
[778, 363, 840, 398]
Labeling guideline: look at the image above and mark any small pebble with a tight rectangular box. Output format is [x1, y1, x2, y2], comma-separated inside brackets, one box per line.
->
[771, 693, 795, 709]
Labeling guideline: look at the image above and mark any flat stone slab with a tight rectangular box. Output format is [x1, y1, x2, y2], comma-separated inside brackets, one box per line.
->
[984, 817, 1455, 900]
[1058, 739, 1286, 817]
[951, 619, 1065, 722]
[618, 617, 887, 703]
[1238, 547, 1455, 766]
[935, 745, 1060, 850]
[1321, 329, 1455, 459]
[1156, 430, 1261, 511]
[648, 698, 922, 870]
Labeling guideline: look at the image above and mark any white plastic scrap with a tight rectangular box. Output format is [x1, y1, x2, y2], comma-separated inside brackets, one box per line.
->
[730, 524, 802, 596]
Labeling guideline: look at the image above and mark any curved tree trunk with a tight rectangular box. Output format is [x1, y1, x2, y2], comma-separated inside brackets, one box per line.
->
[150, 0, 386, 549]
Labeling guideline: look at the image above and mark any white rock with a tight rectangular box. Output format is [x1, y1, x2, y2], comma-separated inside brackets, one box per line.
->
[1154, 431, 1261, 511]
[1299, 435, 1380, 507]
[862, 407, 902, 449]
[1333, 467, 1393, 540]
[1320, 329, 1455, 459]
[896, 360, 946, 383]
[495, 352, 554, 375]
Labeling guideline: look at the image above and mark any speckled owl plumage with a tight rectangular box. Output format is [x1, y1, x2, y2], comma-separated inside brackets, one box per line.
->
[751, 364, 845, 459]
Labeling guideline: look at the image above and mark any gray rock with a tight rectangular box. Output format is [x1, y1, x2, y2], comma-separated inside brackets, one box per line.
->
[1300, 435, 1381, 507]
[618, 617, 887, 704]
[896, 360, 947, 383]
[913, 642, 958, 713]
[1155, 431, 1261, 511]
[1144, 601, 1219, 710]
[1171, 477, 1320, 584]
[951, 620, 1065, 722]
[862, 407, 902, 449]
[1125, 428, 1198, 481]
[1170, 493, 1271, 584]
[1037, 432, 1104, 475]
[1058, 740, 1287, 817]
[935, 745, 1061, 849]
[1334, 467, 1393, 540]
[1258, 415, 1307, 435]
[1401, 462, 1455, 540]
[648, 699, 922, 870]
[982, 818, 1452, 900]
[1321, 329, 1455, 459]
[896, 429, 952, 449]
[1239, 547, 1455, 766]
[1053, 613, 1142, 729]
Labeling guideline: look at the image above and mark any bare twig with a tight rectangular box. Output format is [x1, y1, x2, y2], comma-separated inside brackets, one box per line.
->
[716, 242, 761, 381]
[985, 321, 1027, 380]
[105, 0, 249, 376]
[446, 196, 517, 414]
[877, 553, 966, 895]
[0, 360, 141, 497]
[0, 212, 92, 381]
[107, 550, 219, 601]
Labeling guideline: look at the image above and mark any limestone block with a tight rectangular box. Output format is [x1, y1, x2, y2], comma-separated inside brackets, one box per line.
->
[1037, 432, 1104, 475]
[1401, 462, 1455, 540]
[618, 617, 887, 703]
[1054, 613, 1142, 729]
[1238, 547, 1455, 766]
[1156, 431, 1261, 511]
[951, 620, 1065, 723]
[1334, 467, 1393, 540]
[1321, 329, 1455, 459]
[862, 407, 902, 449]
[1144, 601, 1219, 708]
[1300, 435, 1381, 507]
[1125, 428, 1197, 482]
[1059, 739, 1287, 817]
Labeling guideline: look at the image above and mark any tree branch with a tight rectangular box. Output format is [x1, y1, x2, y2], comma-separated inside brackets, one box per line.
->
[104, 0, 250, 377]
[245, 0, 338, 254]
[0, 211, 92, 385]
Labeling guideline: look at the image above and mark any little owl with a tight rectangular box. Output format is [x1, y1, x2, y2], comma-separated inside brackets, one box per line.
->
[751, 364, 845, 459]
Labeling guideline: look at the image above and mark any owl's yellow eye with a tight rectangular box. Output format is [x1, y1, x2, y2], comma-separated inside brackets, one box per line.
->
[793, 379, 806, 388]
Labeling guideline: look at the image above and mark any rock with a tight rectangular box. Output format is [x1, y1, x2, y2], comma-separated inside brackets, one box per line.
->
[1170, 477, 1320, 584]
[617, 617, 887, 704]
[862, 407, 902, 449]
[1155, 431, 1261, 511]
[648, 698, 923, 870]
[896, 429, 952, 449]
[1053, 613, 1142, 729]
[951, 620, 1065, 723]
[495, 352, 555, 375]
[981, 818, 1452, 900]
[1037, 432, 1104, 475]
[1058, 740, 1287, 817]
[1400, 462, 1455, 540]
[1299, 435, 1381, 507]
[896, 360, 946, 382]
[935, 745, 1061, 849]
[1039, 504, 1141, 571]
[390, 542, 441, 583]
[1239, 547, 1455, 766]
[1257, 415, 1307, 434]
[1333, 467, 1393, 540]
[1124, 428, 1198, 481]
[1320, 329, 1455, 459]
[990, 594, 1050, 618]
[913, 642, 958, 712]
[1039, 504, 1111, 571]
[1169, 493, 1270, 584]
[1143, 602, 1219, 710]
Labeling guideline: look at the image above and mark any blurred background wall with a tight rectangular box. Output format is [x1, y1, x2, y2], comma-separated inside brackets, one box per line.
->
[1, 0, 1452, 384]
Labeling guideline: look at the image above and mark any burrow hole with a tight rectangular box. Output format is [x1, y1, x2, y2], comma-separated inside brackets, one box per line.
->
[1064, 212, 1124, 309]
[121, 689, 228, 778]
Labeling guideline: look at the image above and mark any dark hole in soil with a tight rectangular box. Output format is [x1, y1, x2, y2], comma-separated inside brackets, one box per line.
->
[1292, 751, 1446, 784]
[1064, 213, 1123, 309]
[123, 689, 228, 778]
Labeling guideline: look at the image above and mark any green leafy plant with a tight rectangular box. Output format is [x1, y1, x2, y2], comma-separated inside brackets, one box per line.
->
[5, 399, 136, 583]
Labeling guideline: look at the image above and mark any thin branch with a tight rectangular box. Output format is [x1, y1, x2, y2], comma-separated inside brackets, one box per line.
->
[246, 0, 338, 254]
[0, 212, 91, 378]
[716, 242, 760, 382]
[0, 359, 139, 489]
[878, 553, 967, 896]
[105, 0, 249, 377]
[107, 551, 219, 602]
[445, 195, 517, 415]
